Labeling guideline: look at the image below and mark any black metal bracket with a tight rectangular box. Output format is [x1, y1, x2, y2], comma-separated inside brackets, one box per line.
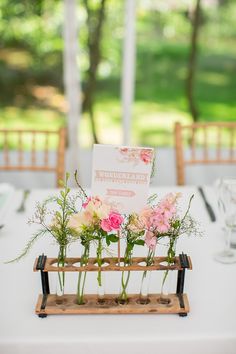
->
[36, 254, 49, 318]
[38, 313, 47, 318]
[176, 253, 190, 317]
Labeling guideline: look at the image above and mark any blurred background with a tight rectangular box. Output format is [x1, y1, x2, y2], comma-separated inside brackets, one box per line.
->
[0, 0, 235, 187]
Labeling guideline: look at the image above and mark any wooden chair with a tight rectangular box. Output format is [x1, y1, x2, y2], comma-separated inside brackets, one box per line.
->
[174, 122, 236, 185]
[0, 128, 66, 187]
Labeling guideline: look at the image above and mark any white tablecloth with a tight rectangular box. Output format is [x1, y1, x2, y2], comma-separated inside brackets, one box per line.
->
[0, 187, 236, 354]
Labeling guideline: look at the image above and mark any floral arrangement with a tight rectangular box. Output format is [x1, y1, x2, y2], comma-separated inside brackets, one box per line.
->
[8, 172, 200, 306]
[68, 195, 123, 303]
[126, 192, 197, 303]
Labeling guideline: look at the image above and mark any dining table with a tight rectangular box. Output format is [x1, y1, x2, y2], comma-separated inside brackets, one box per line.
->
[0, 186, 236, 354]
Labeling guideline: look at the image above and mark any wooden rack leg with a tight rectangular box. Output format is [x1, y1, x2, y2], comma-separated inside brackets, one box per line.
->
[176, 269, 187, 317]
[176, 253, 190, 317]
[37, 254, 50, 318]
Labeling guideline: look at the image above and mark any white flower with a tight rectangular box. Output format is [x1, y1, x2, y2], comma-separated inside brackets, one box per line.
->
[68, 211, 92, 232]
[86, 199, 111, 220]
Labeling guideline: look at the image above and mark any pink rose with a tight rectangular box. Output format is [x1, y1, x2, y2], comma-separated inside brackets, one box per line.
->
[101, 211, 124, 232]
[140, 149, 153, 164]
[101, 218, 112, 232]
[109, 212, 124, 230]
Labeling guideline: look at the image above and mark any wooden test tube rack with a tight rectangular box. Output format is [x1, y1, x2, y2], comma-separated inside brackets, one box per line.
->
[34, 253, 192, 318]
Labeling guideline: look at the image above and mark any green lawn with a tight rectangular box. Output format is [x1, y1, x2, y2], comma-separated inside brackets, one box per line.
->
[0, 41, 235, 149]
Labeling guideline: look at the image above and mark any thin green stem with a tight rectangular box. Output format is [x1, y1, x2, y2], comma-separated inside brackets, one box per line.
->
[77, 243, 90, 304]
[57, 245, 66, 294]
[119, 270, 131, 301]
[118, 245, 133, 302]
[97, 237, 103, 287]
[74, 170, 88, 199]
[140, 247, 155, 296]
[161, 238, 176, 295]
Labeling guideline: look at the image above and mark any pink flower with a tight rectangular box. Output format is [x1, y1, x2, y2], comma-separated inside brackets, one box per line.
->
[159, 201, 176, 219]
[140, 206, 153, 228]
[149, 211, 162, 227]
[120, 147, 128, 153]
[101, 218, 113, 232]
[140, 149, 153, 164]
[101, 211, 124, 232]
[158, 193, 178, 219]
[128, 213, 145, 233]
[155, 216, 170, 233]
[83, 196, 103, 209]
[145, 231, 157, 250]
[82, 197, 92, 209]
[149, 210, 171, 233]
[140, 207, 153, 220]
[109, 212, 124, 230]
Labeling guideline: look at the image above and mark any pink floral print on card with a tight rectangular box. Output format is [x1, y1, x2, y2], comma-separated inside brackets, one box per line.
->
[117, 147, 153, 166]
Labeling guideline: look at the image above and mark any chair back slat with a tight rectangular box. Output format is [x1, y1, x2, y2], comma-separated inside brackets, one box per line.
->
[44, 132, 49, 167]
[216, 126, 221, 161]
[18, 131, 23, 167]
[31, 132, 36, 166]
[0, 128, 66, 187]
[175, 122, 236, 185]
[229, 128, 234, 160]
[203, 126, 208, 161]
[3, 131, 9, 166]
[174, 122, 185, 185]
[190, 127, 196, 161]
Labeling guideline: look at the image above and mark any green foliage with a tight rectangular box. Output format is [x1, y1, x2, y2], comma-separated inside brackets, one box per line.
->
[105, 233, 119, 246]
[122, 216, 146, 265]
[0, 0, 236, 146]
[6, 174, 79, 263]
[5, 228, 47, 263]
[134, 239, 145, 246]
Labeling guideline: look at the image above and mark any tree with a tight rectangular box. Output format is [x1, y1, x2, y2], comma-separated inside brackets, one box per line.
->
[82, 0, 107, 144]
[186, 0, 202, 122]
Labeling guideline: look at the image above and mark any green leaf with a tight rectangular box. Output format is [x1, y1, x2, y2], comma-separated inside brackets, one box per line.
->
[105, 235, 111, 246]
[59, 179, 64, 188]
[147, 193, 157, 205]
[108, 234, 119, 243]
[55, 211, 62, 219]
[127, 243, 134, 252]
[56, 198, 63, 206]
[134, 239, 145, 246]
[172, 220, 180, 229]
[101, 229, 107, 237]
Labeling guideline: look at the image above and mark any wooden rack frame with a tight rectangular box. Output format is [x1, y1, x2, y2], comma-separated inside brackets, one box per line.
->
[34, 253, 192, 318]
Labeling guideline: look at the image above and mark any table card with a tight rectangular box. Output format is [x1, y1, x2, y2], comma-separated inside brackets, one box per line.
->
[91, 144, 154, 213]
